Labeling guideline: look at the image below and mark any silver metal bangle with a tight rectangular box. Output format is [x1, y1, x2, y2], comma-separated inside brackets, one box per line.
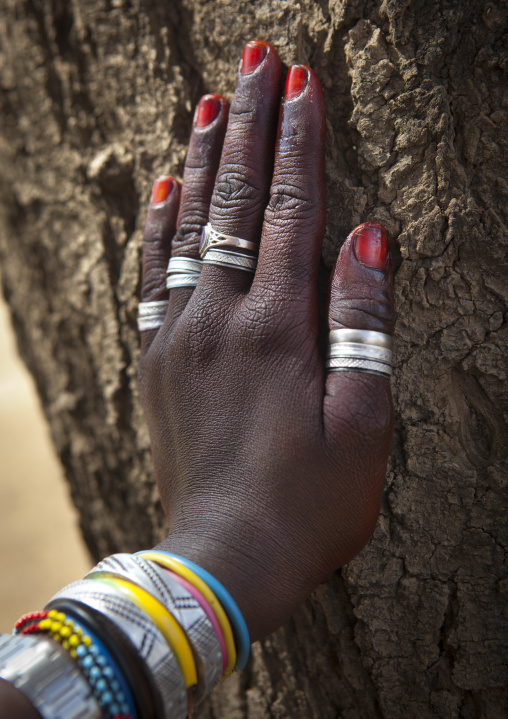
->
[166, 273, 200, 290]
[202, 248, 257, 273]
[47, 580, 188, 719]
[87, 554, 222, 702]
[0, 634, 101, 719]
[166, 257, 202, 275]
[199, 223, 258, 258]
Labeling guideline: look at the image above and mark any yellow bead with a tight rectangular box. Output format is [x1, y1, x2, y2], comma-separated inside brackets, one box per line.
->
[51, 621, 62, 633]
[62, 640, 69, 650]
[69, 634, 80, 647]
[48, 610, 59, 619]
[53, 634, 62, 642]
[39, 619, 51, 630]
[75, 627, 82, 637]
[60, 626, 71, 638]
[82, 636, 91, 647]
[57, 612, 65, 622]
[70, 649, 77, 659]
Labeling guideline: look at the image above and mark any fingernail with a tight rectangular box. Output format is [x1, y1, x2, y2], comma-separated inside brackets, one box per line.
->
[353, 223, 389, 269]
[241, 40, 269, 75]
[195, 94, 222, 128]
[151, 176, 176, 205]
[285, 65, 308, 100]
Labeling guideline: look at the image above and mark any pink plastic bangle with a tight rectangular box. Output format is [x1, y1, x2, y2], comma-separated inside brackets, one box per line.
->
[163, 568, 227, 676]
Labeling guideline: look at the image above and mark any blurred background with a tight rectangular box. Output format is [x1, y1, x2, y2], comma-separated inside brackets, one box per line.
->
[0, 291, 91, 634]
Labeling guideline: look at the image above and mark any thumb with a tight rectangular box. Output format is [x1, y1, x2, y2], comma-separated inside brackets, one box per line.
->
[324, 222, 395, 543]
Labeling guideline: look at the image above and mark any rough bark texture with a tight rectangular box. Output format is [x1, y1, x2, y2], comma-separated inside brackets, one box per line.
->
[0, 1, 507, 717]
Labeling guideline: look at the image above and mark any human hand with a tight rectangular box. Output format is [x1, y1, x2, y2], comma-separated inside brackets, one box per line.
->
[138, 40, 394, 642]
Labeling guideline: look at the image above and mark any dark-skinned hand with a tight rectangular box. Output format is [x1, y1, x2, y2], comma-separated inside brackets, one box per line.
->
[138, 40, 394, 643]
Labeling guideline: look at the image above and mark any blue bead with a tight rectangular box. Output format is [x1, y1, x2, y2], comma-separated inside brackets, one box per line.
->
[95, 678, 107, 692]
[109, 703, 120, 714]
[102, 666, 114, 679]
[82, 656, 94, 669]
[96, 654, 107, 666]
[100, 690, 113, 705]
[121, 703, 129, 714]
[88, 675, 97, 687]
[89, 644, 99, 655]
[89, 666, 101, 679]
[75, 645, 87, 658]
[110, 679, 120, 692]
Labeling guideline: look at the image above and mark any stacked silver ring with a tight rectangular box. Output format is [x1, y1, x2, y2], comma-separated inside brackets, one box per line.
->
[166, 256, 202, 290]
[87, 554, 222, 703]
[137, 300, 168, 332]
[326, 329, 393, 377]
[47, 580, 188, 719]
[200, 223, 258, 273]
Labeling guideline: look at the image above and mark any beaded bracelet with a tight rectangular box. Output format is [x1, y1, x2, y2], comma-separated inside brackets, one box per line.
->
[13, 609, 136, 719]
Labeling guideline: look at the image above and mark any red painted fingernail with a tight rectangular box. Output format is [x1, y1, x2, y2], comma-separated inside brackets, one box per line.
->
[151, 176, 176, 205]
[241, 40, 269, 75]
[195, 94, 222, 128]
[285, 65, 308, 100]
[353, 223, 389, 269]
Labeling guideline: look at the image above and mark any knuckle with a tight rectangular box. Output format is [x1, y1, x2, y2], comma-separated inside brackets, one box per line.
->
[212, 166, 264, 213]
[265, 181, 317, 221]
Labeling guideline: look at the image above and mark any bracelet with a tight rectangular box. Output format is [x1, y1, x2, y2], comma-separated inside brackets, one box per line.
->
[88, 553, 223, 702]
[0, 633, 101, 719]
[48, 580, 187, 719]
[138, 551, 237, 677]
[51, 599, 155, 719]
[164, 569, 227, 676]
[147, 551, 250, 671]
[13, 609, 136, 719]
[88, 574, 198, 689]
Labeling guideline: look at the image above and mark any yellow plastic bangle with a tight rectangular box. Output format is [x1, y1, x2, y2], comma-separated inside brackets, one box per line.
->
[140, 551, 237, 678]
[93, 574, 198, 688]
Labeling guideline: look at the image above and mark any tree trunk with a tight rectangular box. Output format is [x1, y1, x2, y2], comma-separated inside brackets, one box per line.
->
[0, 1, 507, 716]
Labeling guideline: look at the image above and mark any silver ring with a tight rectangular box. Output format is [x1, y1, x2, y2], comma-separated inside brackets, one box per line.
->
[326, 356, 392, 377]
[87, 554, 222, 702]
[166, 273, 200, 290]
[137, 300, 168, 331]
[202, 248, 257, 273]
[138, 300, 169, 317]
[166, 257, 202, 275]
[47, 580, 187, 719]
[199, 223, 258, 258]
[327, 329, 393, 377]
[328, 328, 392, 349]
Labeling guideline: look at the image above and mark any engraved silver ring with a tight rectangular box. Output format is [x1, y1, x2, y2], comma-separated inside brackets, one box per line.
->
[326, 328, 393, 377]
[199, 223, 258, 258]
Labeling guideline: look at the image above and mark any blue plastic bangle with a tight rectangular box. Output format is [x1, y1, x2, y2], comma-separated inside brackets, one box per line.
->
[138, 550, 250, 671]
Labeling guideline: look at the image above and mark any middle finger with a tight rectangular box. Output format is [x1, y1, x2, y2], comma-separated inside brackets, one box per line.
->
[199, 40, 282, 295]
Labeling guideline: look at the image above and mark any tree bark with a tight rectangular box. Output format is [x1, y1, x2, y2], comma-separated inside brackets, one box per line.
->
[0, 1, 507, 717]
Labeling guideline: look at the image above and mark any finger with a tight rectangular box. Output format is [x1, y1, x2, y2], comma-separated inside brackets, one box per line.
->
[324, 223, 395, 542]
[252, 65, 326, 326]
[167, 94, 229, 323]
[140, 176, 180, 355]
[199, 40, 282, 296]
